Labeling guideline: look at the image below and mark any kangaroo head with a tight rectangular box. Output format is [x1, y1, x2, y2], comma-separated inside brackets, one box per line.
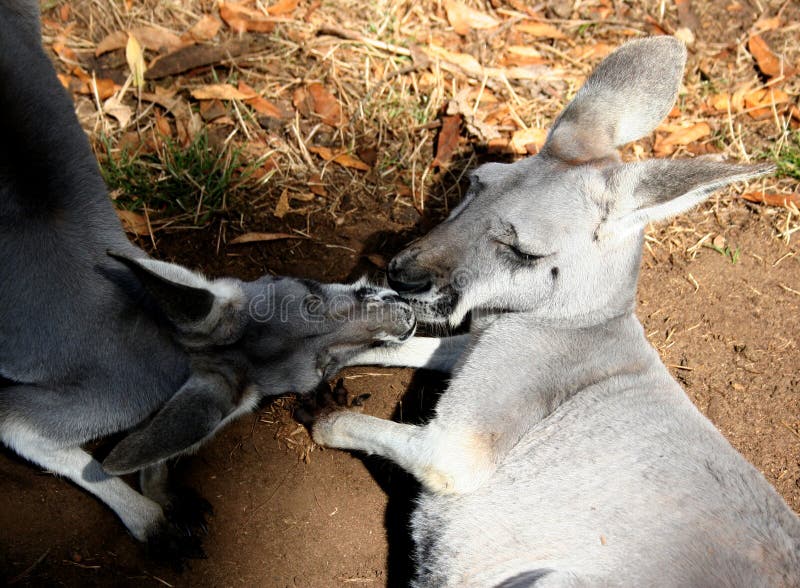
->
[388, 37, 772, 327]
[109, 252, 415, 363]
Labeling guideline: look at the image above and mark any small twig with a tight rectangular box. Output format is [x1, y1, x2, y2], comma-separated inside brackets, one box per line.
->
[317, 25, 411, 57]
[8, 549, 50, 585]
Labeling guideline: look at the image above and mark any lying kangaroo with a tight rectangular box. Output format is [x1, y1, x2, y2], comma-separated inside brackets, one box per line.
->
[0, 0, 414, 556]
[314, 37, 800, 586]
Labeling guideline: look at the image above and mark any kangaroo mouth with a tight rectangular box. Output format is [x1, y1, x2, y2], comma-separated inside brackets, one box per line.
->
[400, 285, 459, 325]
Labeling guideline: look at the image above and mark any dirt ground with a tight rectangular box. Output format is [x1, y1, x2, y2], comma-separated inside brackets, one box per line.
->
[1, 0, 799, 586]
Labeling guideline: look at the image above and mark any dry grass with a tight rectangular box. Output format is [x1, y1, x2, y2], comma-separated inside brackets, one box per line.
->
[43, 0, 798, 245]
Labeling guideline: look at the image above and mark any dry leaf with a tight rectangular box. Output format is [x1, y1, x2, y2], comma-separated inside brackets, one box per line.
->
[432, 115, 461, 168]
[308, 174, 327, 197]
[748, 34, 796, 78]
[740, 192, 800, 207]
[308, 83, 347, 127]
[653, 122, 711, 156]
[238, 81, 285, 118]
[510, 127, 548, 155]
[154, 111, 172, 136]
[117, 209, 149, 235]
[515, 20, 565, 39]
[103, 95, 133, 128]
[504, 46, 547, 66]
[89, 78, 119, 100]
[753, 16, 782, 32]
[190, 83, 256, 100]
[52, 40, 78, 63]
[267, 0, 299, 15]
[126, 34, 146, 88]
[444, 0, 500, 35]
[219, 1, 276, 33]
[186, 15, 222, 41]
[229, 232, 303, 244]
[307, 146, 370, 171]
[274, 189, 316, 218]
[97, 27, 183, 57]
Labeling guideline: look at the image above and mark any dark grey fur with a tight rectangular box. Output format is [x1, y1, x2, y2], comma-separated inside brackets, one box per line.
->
[0, 0, 414, 553]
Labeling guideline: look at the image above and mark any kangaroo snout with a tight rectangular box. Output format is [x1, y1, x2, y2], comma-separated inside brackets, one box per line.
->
[387, 249, 433, 294]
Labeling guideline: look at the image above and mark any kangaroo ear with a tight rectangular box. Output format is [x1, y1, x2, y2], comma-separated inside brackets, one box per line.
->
[603, 159, 775, 237]
[108, 251, 247, 342]
[543, 36, 687, 165]
[103, 375, 236, 475]
[109, 251, 214, 323]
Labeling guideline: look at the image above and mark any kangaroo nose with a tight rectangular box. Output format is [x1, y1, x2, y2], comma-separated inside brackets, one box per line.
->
[387, 257, 431, 294]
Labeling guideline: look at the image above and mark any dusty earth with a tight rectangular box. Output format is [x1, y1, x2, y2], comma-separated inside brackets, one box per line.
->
[1, 0, 799, 586]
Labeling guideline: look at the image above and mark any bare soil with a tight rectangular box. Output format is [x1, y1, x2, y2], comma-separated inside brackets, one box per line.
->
[1, 201, 798, 587]
[2, 0, 799, 586]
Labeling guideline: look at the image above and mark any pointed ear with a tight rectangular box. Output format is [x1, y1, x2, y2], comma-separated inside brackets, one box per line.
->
[603, 159, 775, 237]
[108, 251, 214, 323]
[543, 37, 687, 164]
[103, 375, 236, 475]
[108, 251, 247, 342]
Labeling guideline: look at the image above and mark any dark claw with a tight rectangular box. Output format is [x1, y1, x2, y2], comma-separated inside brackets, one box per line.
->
[165, 487, 213, 537]
[146, 520, 207, 570]
[295, 378, 367, 428]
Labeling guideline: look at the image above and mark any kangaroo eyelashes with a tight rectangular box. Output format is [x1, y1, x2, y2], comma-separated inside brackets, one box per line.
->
[498, 241, 545, 263]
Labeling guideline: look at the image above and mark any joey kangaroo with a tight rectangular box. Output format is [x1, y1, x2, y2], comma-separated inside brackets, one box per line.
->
[314, 37, 800, 586]
[0, 0, 414, 556]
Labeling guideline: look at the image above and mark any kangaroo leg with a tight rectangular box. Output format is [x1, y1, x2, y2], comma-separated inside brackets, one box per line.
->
[1, 420, 163, 541]
[140, 462, 212, 534]
[345, 335, 470, 372]
[313, 412, 495, 494]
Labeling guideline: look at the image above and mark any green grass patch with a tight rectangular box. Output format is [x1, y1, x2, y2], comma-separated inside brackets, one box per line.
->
[100, 132, 247, 224]
[774, 132, 800, 181]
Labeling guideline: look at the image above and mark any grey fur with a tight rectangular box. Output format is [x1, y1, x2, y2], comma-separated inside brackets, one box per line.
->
[0, 0, 414, 550]
[315, 37, 800, 586]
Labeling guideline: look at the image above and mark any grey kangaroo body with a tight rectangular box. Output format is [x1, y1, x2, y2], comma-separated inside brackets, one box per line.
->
[317, 37, 800, 586]
[0, 0, 414, 554]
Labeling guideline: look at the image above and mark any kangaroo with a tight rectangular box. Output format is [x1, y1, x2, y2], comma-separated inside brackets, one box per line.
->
[313, 37, 800, 586]
[0, 0, 414, 557]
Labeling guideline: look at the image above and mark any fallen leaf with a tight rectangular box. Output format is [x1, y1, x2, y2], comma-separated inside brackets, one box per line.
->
[199, 99, 228, 121]
[653, 122, 711, 156]
[309, 83, 347, 127]
[307, 146, 370, 171]
[117, 209, 149, 235]
[191, 83, 256, 100]
[753, 16, 782, 32]
[433, 115, 461, 168]
[219, 1, 276, 33]
[103, 95, 133, 128]
[96, 27, 183, 57]
[740, 192, 800, 207]
[446, 89, 500, 143]
[266, 0, 299, 15]
[515, 20, 565, 39]
[154, 111, 172, 136]
[229, 231, 304, 244]
[238, 81, 286, 118]
[308, 174, 327, 197]
[52, 40, 78, 63]
[186, 15, 222, 42]
[89, 78, 119, 100]
[126, 34, 147, 88]
[510, 127, 548, 155]
[504, 45, 547, 66]
[129, 26, 183, 52]
[748, 34, 796, 78]
[743, 86, 790, 108]
[444, 0, 500, 35]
